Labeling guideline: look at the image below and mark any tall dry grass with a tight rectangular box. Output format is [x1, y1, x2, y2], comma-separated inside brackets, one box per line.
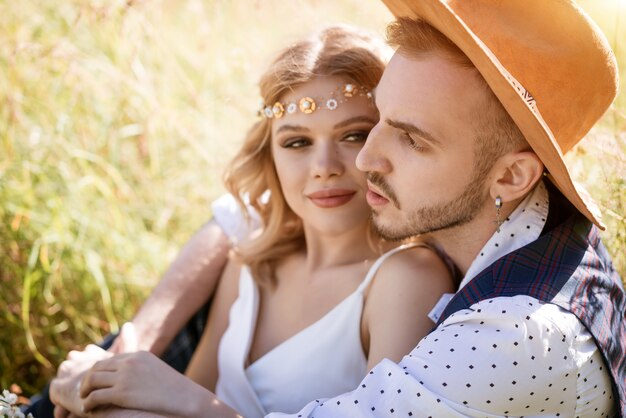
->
[0, 0, 624, 396]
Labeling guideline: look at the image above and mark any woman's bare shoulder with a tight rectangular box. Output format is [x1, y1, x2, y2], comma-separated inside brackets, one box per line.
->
[372, 244, 454, 293]
[362, 243, 456, 366]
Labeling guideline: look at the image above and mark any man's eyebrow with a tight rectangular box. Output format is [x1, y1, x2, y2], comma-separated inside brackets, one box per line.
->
[333, 116, 378, 129]
[386, 118, 441, 146]
[275, 124, 310, 135]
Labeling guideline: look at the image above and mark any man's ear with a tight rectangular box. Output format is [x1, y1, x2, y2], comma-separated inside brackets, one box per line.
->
[489, 151, 544, 201]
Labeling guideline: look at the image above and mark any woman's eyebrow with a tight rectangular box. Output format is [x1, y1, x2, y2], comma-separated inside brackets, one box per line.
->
[334, 116, 378, 129]
[275, 124, 311, 134]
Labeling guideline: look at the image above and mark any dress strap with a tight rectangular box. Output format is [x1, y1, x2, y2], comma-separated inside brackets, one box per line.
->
[356, 242, 430, 293]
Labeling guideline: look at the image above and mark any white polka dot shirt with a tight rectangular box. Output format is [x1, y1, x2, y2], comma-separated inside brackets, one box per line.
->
[266, 183, 616, 417]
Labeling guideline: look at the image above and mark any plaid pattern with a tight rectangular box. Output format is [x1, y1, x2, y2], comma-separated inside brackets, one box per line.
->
[437, 213, 626, 417]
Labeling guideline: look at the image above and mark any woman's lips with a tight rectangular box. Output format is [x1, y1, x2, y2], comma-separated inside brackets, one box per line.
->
[307, 189, 357, 208]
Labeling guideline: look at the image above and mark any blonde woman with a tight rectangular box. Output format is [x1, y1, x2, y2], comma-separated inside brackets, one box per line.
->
[54, 25, 455, 418]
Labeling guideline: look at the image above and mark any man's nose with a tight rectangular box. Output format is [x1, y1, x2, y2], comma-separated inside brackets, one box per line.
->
[356, 123, 391, 174]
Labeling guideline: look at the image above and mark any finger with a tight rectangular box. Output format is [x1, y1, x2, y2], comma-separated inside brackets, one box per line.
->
[53, 405, 70, 418]
[82, 387, 126, 413]
[85, 344, 108, 355]
[67, 350, 84, 360]
[49, 377, 61, 404]
[90, 356, 121, 373]
[80, 370, 117, 398]
[57, 360, 71, 375]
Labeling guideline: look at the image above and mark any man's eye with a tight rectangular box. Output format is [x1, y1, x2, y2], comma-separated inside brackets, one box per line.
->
[402, 132, 426, 152]
[282, 138, 310, 148]
[343, 131, 370, 143]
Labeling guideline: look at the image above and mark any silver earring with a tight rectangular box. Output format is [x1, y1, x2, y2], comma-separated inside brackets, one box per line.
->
[495, 196, 503, 232]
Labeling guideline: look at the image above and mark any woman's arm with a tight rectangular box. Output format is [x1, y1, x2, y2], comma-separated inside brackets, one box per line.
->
[85, 408, 171, 418]
[48, 222, 230, 417]
[361, 245, 455, 369]
[184, 257, 242, 391]
[77, 351, 241, 417]
[75, 259, 242, 415]
[53, 332, 244, 417]
[87, 405, 242, 418]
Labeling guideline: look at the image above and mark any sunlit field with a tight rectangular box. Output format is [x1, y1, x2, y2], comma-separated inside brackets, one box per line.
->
[1, 0, 624, 397]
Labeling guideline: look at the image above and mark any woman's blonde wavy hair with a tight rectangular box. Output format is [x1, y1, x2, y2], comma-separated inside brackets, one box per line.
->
[224, 25, 390, 287]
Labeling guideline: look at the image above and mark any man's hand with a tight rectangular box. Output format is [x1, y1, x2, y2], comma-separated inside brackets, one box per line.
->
[50, 345, 112, 417]
[79, 351, 192, 416]
[78, 351, 241, 417]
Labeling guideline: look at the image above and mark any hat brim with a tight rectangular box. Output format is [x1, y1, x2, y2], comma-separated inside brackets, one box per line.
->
[382, 0, 605, 229]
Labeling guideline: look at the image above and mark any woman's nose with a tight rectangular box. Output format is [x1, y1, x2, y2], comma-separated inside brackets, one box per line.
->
[311, 142, 344, 179]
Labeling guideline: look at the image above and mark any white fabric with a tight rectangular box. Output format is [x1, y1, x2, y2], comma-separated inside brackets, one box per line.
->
[216, 244, 421, 417]
[460, 180, 549, 290]
[211, 193, 261, 244]
[268, 182, 616, 417]
[427, 292, 453, 323]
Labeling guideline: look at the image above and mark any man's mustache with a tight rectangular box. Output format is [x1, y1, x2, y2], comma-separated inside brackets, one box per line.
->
[367, 172, 400, 209]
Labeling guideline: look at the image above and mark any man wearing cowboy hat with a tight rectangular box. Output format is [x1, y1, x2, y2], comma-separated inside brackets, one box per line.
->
[44, 0, 625, 416]
[170, 1, 626, 416]
[261, 0, 625, 416]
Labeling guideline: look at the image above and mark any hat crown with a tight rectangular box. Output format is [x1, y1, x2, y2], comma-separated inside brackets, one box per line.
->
[382, 0, 619, 228]
[445, 0, 618, 153]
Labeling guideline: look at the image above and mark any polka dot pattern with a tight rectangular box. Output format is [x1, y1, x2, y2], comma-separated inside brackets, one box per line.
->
[266, 296, 615, 418]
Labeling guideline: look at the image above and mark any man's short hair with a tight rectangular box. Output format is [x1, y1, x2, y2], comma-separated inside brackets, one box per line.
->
[387, 18, 528, 174]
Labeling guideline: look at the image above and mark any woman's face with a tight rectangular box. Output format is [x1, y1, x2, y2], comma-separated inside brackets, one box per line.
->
[270, 76, 379, 235]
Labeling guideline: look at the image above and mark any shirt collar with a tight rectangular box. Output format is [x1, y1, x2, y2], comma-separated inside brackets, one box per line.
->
[458, 180, 550, 291]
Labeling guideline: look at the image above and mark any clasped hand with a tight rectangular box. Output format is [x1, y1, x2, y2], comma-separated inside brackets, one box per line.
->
[52, 348, 189, 417]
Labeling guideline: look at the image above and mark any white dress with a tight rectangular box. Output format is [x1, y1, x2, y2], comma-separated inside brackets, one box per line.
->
[215, 244, 420, 417]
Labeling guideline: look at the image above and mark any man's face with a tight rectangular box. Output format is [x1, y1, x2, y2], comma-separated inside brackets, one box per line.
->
[356, 52, 493, 240]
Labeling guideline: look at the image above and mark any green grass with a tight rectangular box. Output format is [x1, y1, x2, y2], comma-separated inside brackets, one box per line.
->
[1, 0, 624, 397]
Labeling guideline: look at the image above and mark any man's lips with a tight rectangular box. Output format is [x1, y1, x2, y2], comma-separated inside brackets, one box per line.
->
[366, 182, 390, 207]
[306, 189, 357, 208]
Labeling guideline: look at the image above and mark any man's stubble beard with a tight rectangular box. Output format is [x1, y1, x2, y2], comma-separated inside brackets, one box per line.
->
[371, 163, 491, 241]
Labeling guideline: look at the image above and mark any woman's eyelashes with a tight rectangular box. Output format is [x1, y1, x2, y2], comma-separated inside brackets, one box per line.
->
[343, 130, 370, 143]
[281, 137, 310, 149]
[280, 129, 372, 149]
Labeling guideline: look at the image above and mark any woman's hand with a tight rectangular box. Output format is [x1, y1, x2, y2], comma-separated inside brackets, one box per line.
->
[79, 351, 192, 416]
[79, 351, 241, 417]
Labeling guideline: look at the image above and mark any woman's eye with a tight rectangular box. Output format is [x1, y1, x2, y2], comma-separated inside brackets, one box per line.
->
[343, 131, 370, 143]
[282, 138, 310, 148]
[402, 132, 426, 152]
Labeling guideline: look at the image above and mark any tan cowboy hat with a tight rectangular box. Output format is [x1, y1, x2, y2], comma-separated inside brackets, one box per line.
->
[381, 0, 619, 229]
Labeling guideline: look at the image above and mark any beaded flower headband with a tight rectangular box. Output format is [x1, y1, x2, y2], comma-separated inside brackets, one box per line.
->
[258, 83, 373, 119]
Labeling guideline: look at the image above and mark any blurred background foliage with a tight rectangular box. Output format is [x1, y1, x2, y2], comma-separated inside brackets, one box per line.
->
[1, 0, 624, 397]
